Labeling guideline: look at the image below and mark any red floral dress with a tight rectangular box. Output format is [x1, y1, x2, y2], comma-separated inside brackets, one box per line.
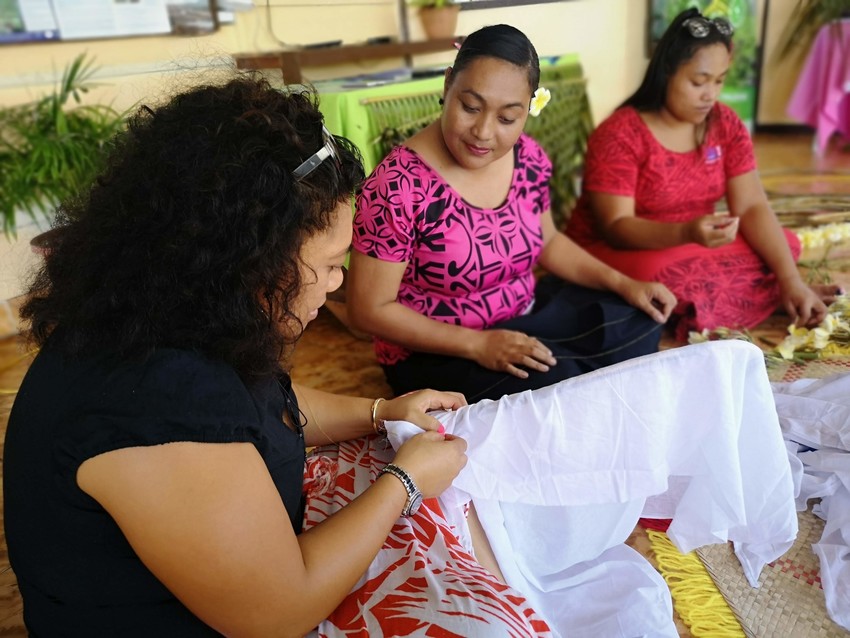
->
[566, 103, 801, 339]
[302, 436, 551, 637]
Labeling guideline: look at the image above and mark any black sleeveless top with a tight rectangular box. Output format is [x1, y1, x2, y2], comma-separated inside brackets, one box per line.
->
[3, 346, 306, 636]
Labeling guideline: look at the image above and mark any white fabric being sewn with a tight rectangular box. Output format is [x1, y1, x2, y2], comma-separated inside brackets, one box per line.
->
[387, 340, 798, 637]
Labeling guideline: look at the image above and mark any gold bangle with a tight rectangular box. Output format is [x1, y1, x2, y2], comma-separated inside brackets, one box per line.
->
[370, 397, 386, 435]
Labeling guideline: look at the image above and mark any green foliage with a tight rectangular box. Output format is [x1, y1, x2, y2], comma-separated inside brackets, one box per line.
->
[408, 0, 455, 8]
[0, 54, 127, 238]
[725, 13, 757, 86]
[651, 0, 758, 88]
[776, 0, 850, 62]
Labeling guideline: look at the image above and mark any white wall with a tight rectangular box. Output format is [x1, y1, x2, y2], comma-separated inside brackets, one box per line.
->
[757, 0, 809, 125]
[0, 216, 48, 306]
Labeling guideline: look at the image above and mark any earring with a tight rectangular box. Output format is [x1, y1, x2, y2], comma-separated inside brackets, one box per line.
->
[438, 97, 444, 106]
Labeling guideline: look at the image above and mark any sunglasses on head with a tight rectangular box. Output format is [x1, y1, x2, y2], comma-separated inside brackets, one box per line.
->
[292, 124, 340, 181]
[682, 16, 734, 38]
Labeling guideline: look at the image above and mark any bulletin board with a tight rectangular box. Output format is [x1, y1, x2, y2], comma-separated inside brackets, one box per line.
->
[0, 0, 219, 44]
[458, 0, 567, 8]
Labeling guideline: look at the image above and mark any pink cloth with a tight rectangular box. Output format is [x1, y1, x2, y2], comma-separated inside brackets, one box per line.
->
[787, 20, 850, 154]
[353, 135, 551, 365]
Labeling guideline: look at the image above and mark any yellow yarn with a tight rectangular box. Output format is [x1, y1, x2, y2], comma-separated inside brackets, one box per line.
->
[646, 529, 745, 637]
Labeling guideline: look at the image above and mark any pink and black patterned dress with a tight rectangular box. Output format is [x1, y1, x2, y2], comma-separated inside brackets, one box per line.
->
[354, 134, 662, 401]
[354, 135, 550, 366]
[567, 103, 801, 339]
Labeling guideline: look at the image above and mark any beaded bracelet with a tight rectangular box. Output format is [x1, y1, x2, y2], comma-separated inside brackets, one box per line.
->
[370, 397, 387, 435]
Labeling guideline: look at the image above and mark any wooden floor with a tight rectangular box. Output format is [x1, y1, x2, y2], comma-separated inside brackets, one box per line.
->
[1, 131, 849, 636]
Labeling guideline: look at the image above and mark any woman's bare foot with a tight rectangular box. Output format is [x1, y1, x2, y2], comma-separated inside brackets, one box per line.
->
[810, 283, 845, 305]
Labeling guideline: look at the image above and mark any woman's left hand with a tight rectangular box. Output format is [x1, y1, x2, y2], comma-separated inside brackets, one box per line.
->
[377, 390, 468, 432]
[780, 278, 828, 327]
[619, 280, 678, 323]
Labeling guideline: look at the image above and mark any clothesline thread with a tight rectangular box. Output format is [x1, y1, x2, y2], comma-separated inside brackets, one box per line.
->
[467, 316, 664, 402]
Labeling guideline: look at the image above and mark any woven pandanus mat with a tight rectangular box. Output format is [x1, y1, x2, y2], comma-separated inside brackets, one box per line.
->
[685, 358, 850, 637]
[773, 196, 850, 228]
[762, 171, 850, 197]
[767, 357, 850, 383]
[695, 511, 848, 637]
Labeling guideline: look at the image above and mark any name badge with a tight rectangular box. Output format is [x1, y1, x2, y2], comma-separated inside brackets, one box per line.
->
[704, 145, 722, 164]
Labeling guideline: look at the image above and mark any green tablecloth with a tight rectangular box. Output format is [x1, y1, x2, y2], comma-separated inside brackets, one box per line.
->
[317, 54, 582, 174]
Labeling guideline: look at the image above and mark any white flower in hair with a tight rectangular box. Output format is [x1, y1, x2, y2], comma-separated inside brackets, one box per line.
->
[529, 87, 551, 117]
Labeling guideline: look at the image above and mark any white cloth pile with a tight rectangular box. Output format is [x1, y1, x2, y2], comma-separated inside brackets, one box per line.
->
[388, 340, 798, 637]
[772, 374, 850, 630]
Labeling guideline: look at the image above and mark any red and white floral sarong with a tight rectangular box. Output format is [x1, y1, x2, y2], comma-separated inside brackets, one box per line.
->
[302, 436, 551, 637]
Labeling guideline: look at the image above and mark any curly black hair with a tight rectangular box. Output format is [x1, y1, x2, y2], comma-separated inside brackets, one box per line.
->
[21, 74, 365, 379]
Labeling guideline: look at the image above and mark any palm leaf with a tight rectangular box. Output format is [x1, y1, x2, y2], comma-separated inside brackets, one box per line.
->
[0, 53, 128, 238]
[775, 0, 850, 62]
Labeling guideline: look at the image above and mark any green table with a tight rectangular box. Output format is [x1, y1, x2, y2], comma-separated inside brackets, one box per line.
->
[317, 53, 591, 226]
[318, 73, 445, 173]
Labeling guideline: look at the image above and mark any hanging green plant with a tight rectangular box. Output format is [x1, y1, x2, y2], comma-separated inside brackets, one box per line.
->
[776, 0, 850, 61]
[407, 0, 456, 7]
[0, 54, 128, 238]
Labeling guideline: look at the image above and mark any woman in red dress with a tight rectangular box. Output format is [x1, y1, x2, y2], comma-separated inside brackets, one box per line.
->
[566, 8, 837, 339]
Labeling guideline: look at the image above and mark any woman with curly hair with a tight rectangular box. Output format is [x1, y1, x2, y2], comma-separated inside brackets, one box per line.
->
[2, 72, 800, 638]
[2, 75, 533, 636]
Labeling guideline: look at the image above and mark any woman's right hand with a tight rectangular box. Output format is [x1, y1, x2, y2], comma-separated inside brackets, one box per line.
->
[685, 215, 739, 248]
[392, 431, 468, 498]
[470, 329, 557, 378]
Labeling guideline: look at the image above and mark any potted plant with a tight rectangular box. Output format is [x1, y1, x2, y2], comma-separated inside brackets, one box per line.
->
[776, 0, 850, 61]
[0, 53, 127, 240]
[408, 0, 460, 41]
[0, 53, 126, 312]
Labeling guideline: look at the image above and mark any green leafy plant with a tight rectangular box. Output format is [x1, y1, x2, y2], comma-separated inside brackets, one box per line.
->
[776, 0, 850, 61]
[408, 0, 455, 7]
[652, 0, 757, 88]
[0, 54, 127, 238]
